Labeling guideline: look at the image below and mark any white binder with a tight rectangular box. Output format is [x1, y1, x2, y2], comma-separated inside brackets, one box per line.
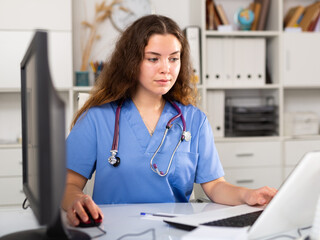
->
[206, 38, 233, 87]
[184, 26, 201, 83]
[233, 38, 265, 86]
[206, 38, 265, 87]
[206, 90, 225, 138]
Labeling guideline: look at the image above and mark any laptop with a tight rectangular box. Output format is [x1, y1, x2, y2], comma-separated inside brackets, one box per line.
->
[164, 151, 320, 239]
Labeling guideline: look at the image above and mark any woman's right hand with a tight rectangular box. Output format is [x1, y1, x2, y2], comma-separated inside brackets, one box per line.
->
[66, 194, 104, 227]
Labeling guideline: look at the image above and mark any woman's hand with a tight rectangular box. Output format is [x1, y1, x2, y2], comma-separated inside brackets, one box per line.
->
[66, 194, 104, 227]
[243, 186, 278, 206]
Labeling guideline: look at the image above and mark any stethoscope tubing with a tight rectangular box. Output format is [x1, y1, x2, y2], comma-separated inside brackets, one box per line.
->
[109, 99, 190, 175]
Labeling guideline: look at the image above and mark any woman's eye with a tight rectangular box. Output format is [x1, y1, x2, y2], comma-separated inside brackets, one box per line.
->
[148, 58, 158, 62]
[170, 57, 180, 62]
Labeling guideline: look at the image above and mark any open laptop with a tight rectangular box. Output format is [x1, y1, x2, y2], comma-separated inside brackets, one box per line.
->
[164, 151, 320, 239]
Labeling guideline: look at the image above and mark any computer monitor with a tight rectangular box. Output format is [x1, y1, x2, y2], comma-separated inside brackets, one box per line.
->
[0, 31, 89, 240]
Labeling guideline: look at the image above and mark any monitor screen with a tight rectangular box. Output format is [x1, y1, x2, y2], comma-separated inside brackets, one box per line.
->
[0, 31, 90, 240]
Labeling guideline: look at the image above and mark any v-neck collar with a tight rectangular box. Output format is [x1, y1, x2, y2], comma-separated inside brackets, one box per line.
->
[122, 99, 177, 153]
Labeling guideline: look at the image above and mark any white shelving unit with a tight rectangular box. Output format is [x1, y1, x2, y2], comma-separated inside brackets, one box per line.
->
[0, 0, 73, 207]
[199, 0, 320, 190]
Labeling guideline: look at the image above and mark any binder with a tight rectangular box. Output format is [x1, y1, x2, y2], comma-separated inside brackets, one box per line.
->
[206, 38, 233, 87]
[233, 38, 265, 86]
[207, 90, 225, 137]
[184, 26, 202, 84]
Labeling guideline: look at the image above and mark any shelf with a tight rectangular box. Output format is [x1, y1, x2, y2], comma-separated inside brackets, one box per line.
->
[0, 144, 21, 149]
[0, 88, 20, 93]
[283, 84, 320, 89]
[206, 84, 280, 90]
[205, 30, 279, 37]
[73, 86, 93, 92]
[282, 135, 320, 141]
[215, 136, 281, 143]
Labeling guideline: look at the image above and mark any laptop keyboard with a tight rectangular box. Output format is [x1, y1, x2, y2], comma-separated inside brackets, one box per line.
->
[201, 210, 263, 228]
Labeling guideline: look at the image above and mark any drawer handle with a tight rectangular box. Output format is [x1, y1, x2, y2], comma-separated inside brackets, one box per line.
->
[236, 179, 254, 184]
[236, 153, 254, 157]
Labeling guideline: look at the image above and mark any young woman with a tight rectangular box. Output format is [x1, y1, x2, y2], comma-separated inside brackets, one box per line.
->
[62, 14, 277, 226]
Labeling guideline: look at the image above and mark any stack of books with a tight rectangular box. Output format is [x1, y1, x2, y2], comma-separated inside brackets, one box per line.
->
[205, 0, 271, 31]
[284, 1, 320, 32]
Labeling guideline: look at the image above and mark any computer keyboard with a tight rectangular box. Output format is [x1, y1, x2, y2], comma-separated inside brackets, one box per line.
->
[201, 210, 263, 228]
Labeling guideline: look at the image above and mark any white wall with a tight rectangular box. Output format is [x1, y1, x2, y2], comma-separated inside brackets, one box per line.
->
[72, 0, 201, 73]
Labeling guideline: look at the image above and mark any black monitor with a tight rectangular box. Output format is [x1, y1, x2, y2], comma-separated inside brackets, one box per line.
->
[0, 31, 90, 240]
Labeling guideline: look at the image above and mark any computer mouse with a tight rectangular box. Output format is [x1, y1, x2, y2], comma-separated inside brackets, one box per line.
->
[76, 208, 102, 228]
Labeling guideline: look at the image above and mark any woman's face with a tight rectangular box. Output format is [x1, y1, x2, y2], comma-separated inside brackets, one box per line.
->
[137, 34, 181, 98]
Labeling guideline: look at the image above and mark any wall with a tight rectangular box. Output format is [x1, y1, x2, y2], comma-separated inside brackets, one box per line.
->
[72, 0, 201, 78]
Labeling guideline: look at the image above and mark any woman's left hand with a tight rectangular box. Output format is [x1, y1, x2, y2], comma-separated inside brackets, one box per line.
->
[244, 186, 278, 206]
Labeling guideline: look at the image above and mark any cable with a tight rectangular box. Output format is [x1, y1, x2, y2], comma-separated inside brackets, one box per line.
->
[91, 225, 107, 239]
[297, 226, 312, 237]
[263, 226, 313, 240]
[22, 197, 29, 210]
[263, 234, 296, 240]
[116, 228, 155, 240]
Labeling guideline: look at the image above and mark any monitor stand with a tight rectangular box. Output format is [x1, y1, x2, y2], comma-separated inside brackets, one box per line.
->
[0, 212, 91, 240]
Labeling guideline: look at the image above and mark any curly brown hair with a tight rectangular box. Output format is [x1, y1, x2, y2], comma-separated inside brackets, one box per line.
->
[72, 14, 197, 128]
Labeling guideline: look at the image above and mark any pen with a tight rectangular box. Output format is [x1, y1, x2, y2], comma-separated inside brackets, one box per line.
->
[140, 212, 176, 218]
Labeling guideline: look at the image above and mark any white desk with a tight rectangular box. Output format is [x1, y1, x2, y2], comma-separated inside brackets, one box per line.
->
[0, 203, 311, 240]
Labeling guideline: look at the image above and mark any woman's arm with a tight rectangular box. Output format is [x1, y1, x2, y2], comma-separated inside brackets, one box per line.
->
[62, 169, 103, 226]
[201, 177, 277, 206]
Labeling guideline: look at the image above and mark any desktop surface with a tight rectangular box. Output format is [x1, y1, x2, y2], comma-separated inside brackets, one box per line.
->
[0, 203, 311, 240]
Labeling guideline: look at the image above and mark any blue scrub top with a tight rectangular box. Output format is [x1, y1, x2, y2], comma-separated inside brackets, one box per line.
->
[66, 99, 224, 204]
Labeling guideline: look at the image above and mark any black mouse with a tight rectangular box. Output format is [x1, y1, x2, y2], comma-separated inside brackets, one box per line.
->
[76, 208, 102, 228]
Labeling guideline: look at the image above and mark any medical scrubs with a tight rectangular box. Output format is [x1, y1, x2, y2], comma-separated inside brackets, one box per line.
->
[66, 99, 224, 204]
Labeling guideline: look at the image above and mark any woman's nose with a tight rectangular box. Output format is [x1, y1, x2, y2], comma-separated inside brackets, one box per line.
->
[160, 59, 170, 73]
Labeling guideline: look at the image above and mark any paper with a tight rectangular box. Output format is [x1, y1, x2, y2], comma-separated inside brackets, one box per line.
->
[181, 225, 249, 240]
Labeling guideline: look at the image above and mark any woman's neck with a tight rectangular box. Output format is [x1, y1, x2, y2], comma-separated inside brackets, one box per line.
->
[132, 93, 165, 111]
[132, 94, 165, 136]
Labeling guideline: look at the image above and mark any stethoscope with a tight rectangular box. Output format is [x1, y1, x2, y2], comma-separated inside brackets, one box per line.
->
[108, 99, 191, 177]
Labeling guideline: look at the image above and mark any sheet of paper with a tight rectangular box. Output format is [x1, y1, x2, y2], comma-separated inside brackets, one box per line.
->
[182, 225, 249, 240]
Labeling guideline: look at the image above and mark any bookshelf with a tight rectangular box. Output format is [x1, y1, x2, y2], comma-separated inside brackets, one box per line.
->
[199, 0, 320, 192]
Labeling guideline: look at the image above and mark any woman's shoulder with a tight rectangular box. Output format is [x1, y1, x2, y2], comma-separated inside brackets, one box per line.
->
[87, 101, 117, 114]
[176, 102, 206, 118]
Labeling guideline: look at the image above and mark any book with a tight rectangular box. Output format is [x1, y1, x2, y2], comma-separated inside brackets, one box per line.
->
[215, 4, 229, 25]
[251, 2, 261, 30]
[284, 5, 305, 28]
[256, 0, 271, 30]
[308, 8, 320, 31]
[206, 0, 215, 30]
[300, 2, 320, 31]
[212, 0, 222, 27]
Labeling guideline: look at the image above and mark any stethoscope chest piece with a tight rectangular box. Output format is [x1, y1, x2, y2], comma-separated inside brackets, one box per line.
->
[108, 150, 120, 167]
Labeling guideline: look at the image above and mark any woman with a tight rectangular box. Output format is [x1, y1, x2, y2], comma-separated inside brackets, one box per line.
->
[62, 14, 277, 226]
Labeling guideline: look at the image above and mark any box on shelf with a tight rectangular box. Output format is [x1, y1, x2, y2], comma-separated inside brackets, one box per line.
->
[284, 112, 319, 136]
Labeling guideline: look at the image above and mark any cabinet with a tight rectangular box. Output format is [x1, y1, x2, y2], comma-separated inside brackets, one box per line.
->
[0, 0, 73, 207]
[200, 0, 320, 189]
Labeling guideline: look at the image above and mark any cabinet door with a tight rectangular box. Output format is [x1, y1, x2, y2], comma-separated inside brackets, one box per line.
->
[0, 0, 71, 31]
[0, 148, 22, 176]
[0, 31, 33, 88]
[0, 177, 25, 205]
[283, 34, 320, 85]
[0, 31, 72, 89]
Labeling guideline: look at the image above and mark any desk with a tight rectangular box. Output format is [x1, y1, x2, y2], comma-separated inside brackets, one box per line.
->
[0, 203, 311, 240]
